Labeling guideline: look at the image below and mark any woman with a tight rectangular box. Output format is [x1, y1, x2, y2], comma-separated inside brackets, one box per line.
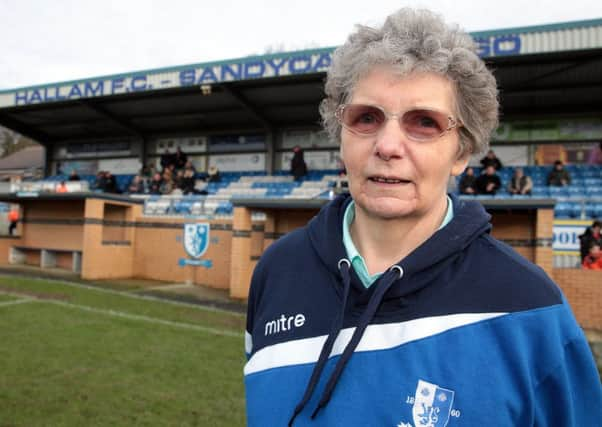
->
[244, 8, 601, 426]
[508, 167, 533, 195]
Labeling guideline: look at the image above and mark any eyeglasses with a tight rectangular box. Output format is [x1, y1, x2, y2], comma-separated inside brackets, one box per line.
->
[335, 104, 461, 141]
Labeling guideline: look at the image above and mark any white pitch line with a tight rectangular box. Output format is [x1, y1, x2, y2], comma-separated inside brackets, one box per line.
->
[0, 298, 34, 307]
[36, 299, 243, 339]
[0, 273, 245, 317]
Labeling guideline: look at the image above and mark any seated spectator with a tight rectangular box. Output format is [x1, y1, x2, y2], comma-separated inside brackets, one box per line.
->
[459, 167, 477, 195]
[180, 168, 197, 195]
[547, 160, 571, 186]
[127, 175, 145, 194]
[184, 160, 196, 173]
[207, 165, 221, 183]
[508, 167, 533, 195]
[480, 149, 503, 170]
[579, 220, 602, 262]
[149, 173, 163, 195]
[68, 170, 81, 181]
[160, 171, 175, 194]
[582, 242, 602, 270]
[475, 165, 501, 195]
[56, 181, 68, 193]
[93, 171, 107, 191]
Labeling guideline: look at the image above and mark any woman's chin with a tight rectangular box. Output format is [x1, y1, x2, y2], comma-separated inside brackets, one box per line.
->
[355, 196, 419, 220]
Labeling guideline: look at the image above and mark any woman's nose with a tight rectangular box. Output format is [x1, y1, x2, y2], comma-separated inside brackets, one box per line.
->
[374, 117, 407, 160]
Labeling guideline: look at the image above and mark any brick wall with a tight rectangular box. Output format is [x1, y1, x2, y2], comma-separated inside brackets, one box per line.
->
[554, 269, 602, 331]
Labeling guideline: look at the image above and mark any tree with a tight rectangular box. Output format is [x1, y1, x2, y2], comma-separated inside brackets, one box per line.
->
[0, 126, 38, 158]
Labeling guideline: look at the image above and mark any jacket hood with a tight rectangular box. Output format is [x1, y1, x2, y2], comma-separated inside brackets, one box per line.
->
[306, 192, 492, 301]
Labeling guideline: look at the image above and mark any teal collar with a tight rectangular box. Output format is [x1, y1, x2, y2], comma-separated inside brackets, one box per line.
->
[342, 196, 454, 288]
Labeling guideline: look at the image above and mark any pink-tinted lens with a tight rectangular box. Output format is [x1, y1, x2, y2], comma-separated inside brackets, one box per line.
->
[340, 105, 385, 134]
[402, 109, 449, 140]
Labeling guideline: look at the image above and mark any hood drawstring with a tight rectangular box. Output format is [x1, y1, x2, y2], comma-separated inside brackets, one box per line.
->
[288, 263, 404, 425]
[288, 259, 352, 427]
[310, 265, 403, 420]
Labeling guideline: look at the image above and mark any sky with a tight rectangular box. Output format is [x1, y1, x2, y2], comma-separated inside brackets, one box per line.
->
[1, 0, 602, 90]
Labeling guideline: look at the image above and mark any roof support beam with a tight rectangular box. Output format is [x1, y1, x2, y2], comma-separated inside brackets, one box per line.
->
[77, 99, 145, 139]
[221, 84, 274, 130]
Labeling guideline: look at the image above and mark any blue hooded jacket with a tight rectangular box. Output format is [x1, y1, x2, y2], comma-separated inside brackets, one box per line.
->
[245, 193, 602, 426]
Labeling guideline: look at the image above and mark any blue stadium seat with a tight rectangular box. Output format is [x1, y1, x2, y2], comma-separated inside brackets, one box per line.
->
[554, 202, 572, 219]
[531, 187, 549, 198]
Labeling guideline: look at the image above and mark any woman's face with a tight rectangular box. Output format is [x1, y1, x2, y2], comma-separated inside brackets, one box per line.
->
[340, 67, 468, 221]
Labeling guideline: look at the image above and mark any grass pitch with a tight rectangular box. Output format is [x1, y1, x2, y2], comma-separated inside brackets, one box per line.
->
[0, 276, 247, 426]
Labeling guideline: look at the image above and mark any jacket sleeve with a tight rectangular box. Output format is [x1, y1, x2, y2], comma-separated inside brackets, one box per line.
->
[533, 336, 602, 426]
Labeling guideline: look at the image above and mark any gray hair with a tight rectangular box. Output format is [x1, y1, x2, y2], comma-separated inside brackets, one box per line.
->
[320, 8, 499, 157]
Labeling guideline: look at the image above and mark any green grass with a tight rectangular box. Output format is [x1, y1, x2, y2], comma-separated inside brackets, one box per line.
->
[0, 277, 247, 426]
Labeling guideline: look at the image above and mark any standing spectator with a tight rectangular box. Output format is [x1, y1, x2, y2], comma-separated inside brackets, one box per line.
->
[103, 172, 118, 193]
[68, 170, 81, 181]
[290, 145, 308, 181]
[160, 149, 175, 170]
[582, 242, 602, 270]
[458, 167, 477, 194]
[8, 208, 19, 236]
[174, 147, 188, 170]
[140, 164, 154, 179]
[508, 167, 533, 195]
[579, 220, 602, 262]
[587, 142, 602, 165]
[547, 160, 571, 186]
[476, 165, 501, 195]
[480, 149, 503, 170]
[207, 165, 221, 183]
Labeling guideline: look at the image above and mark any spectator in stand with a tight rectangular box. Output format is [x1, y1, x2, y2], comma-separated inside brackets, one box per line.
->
[8, 208, 19, 236]
[476, 165, 501, 195]
[56, 181, 68, 193]
[587, 142, 602, 165]
[140, 164, 154, 179]
[207, 165, 221, 183]
[103, 172, 118, 193]
[127, 175, 145, 194]
[174, 170, 185, 192]
[175, 147, 188, 170]
[547, 160, 571, 186]
[184, 160, 196, 173]
[180, 168, 196, 194]
[508, 167, 533, 195]
[149, 173, 163, 195]
[582, 242, 602, 270]
[480, 149, 503, 170]
[93, 171, 106, 191]
[579, 220, 602, 263]
[160, 149, 175, 170]
[160, 171, 175, 194]
[458, 166, 477, 194]
[291, 145, 308, 181]
[68, 170, 81, 181]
